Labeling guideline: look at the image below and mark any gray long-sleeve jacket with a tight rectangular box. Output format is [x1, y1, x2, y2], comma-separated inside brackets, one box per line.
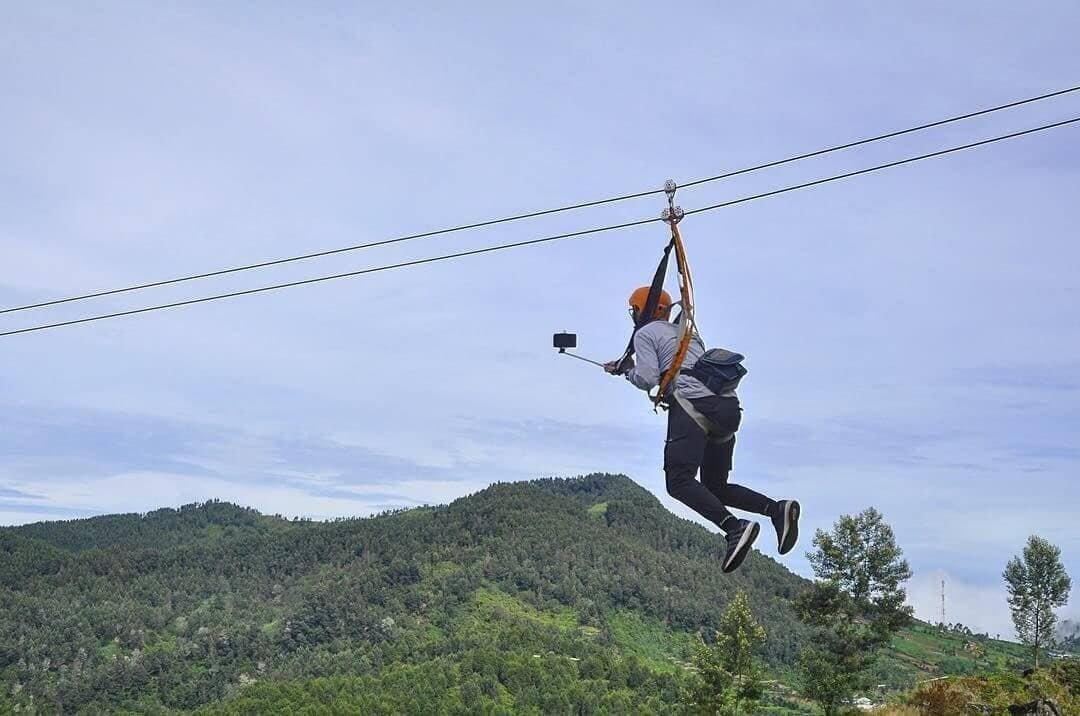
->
[625, 320, 727, 399]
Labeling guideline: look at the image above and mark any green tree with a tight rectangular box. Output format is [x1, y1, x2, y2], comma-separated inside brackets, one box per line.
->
[684, 592, 767, 714]
[795, 508, 913, 715]
[1004, 535, 1072, 668]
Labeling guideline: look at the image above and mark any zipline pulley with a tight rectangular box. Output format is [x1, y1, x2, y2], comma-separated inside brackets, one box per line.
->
[662, 179, 684, 223]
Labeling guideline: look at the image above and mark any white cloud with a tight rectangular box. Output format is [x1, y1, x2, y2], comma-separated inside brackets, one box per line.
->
[908, 570, 1014, 638]
[907, 569, 1080, 641]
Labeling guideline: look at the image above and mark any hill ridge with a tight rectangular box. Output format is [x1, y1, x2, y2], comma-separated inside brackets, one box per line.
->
[0, 473, 1034, 713]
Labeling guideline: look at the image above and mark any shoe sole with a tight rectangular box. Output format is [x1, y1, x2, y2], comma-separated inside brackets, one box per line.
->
[723, 521, 760, 573]
[778, 500, 800, 556]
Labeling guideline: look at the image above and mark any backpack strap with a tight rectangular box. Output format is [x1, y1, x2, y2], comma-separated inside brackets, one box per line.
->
[672, 392, 735, 443]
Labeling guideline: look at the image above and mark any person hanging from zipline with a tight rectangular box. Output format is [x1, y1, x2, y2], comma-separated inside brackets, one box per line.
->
[604, 286, 801, 573]
[552, 181, 799, 572]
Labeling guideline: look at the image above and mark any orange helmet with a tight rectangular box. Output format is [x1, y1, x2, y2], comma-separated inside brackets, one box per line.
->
[628, 286, 673, 321]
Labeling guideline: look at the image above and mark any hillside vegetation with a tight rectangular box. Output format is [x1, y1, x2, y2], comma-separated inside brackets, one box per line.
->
[0, 474, 1056, 713]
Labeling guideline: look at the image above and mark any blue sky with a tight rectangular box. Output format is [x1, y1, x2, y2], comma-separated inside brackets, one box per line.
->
[2, 1, 1078, 639]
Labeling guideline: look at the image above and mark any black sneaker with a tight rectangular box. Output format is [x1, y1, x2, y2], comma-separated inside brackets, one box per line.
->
[771, 500, 801, 555]
[722, 519, 760, 573]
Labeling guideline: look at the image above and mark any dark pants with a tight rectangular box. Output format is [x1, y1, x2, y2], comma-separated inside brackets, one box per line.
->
[663, 395, 774, 532]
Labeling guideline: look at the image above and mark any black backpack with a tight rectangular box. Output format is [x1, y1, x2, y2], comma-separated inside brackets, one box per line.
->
[682, 348, 747, 394]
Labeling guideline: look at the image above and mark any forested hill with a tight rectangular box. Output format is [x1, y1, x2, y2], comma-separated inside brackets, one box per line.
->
[1, 474, 818, 712]
[8, 500, 276, 553]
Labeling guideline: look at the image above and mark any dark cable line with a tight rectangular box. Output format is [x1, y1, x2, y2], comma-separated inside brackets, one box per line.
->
[2, 114, 1077, 339]
[0, 218, 661, 338]
[679, 84, 1080, 189]
[0, 190, 663, 316]
[686, 115, 1080, 215]
[3, 84, 1078, 316]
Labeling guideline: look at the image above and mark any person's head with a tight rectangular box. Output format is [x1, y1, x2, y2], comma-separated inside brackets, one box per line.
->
[628, 286, 673, 324]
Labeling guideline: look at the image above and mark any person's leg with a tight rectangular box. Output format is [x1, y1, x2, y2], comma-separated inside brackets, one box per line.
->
[695, 395, 801, 555]
[691, 395, 776, 517]
[670, 396, 765, 572]
[701, 435, 776, 517]
[664, 399, 738, 532]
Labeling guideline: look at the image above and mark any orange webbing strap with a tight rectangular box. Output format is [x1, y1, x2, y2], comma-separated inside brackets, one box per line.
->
[653, 220, 696, 406]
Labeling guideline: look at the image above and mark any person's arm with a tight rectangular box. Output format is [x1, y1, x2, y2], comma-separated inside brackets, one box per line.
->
[625, 330, 660, 391]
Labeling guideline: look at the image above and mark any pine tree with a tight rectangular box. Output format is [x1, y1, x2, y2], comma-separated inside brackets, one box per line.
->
[684, 592, 767, 714]
[1004, 535, 1072, 668]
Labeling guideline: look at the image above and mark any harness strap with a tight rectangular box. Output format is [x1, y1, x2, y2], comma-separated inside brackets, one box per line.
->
[653, 219, 696, 405]
[615, 238, 675, 374]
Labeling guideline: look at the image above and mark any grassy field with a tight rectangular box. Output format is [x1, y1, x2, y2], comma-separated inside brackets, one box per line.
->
[462, 586, 1035, 702]
[884, 622, 1030, 681]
